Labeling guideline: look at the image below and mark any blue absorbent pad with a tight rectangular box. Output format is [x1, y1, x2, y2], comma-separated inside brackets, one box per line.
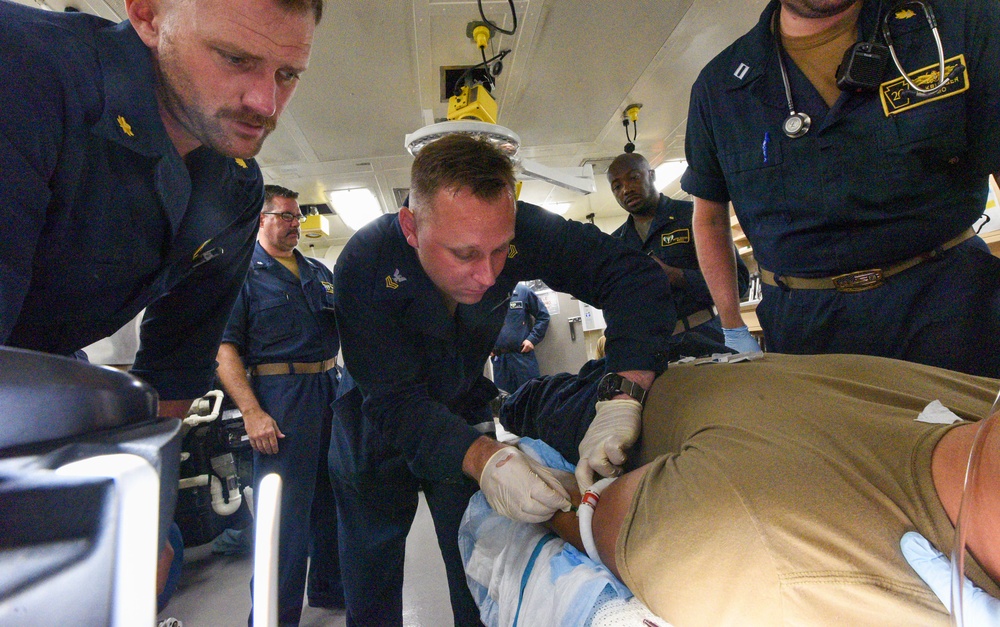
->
[459, 437, 633, 627]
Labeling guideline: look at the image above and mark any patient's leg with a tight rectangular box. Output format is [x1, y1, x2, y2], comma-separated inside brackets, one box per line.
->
[543, 464, 649, 581]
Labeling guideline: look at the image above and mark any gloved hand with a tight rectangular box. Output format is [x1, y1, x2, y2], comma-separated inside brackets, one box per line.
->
[575, 398, 642, 491]
[900, 531, 1000, 623]
[723, 325, 761, 353]
[479, 445, 572, 523]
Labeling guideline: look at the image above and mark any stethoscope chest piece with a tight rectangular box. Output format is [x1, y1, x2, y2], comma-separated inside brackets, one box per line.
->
[783, 112, 811, 138]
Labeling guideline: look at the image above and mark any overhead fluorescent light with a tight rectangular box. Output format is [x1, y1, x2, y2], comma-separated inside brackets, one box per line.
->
[653, 161, 687, 191]
[326, 188, 382, 231]
[543, 203, 571, 215]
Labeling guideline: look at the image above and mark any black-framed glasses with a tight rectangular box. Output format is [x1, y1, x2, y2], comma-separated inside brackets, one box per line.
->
[263, 212, 307, 223]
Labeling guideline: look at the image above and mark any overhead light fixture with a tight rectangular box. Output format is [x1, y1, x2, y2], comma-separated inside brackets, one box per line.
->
[654, 161, 687, 191]
[326, 188, 382, 231]
[543, 203, 570, 215]
[405, 120, 520, 159]
[404, 124, 594, 195]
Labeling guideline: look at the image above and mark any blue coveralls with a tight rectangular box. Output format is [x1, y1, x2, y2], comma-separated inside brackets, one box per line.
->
[331, 202, 675, 627]
[612, 194, 750, 358]
[682, 0, 1000, 377]
[490, 282, 550, 393]
[223, 244, 343, 626]
[0, 4, 262, 547]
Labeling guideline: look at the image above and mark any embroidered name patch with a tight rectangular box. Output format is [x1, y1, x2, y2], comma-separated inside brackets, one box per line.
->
[879, 54, 969, 116]
[661, 229, 690, 247]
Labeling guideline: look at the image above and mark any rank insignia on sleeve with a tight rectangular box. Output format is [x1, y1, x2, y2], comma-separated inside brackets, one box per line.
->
[661, 229, 691, 247]
[116, 115, 134, 137]
[879, 54, 969, 116]
[507, 244, 518, 259]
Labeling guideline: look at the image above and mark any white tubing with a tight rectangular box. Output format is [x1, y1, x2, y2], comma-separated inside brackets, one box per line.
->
[577, 477, 616, 566]
[210, 475, 243, 516]
[177, 473, 243, 516]
[182, 390, 225, 427]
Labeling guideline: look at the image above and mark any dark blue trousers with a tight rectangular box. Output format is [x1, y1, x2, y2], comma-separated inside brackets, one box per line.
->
[250, 371, 342, 626]
[329, 456, 483, 627]
[491, 351, 540, 393]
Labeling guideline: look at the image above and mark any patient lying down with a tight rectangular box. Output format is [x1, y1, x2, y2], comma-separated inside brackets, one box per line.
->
[526, 353, 1000, 626]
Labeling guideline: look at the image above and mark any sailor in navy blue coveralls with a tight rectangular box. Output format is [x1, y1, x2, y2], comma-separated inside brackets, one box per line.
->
[219, 187, 342, 625]
[0, 2, 316, 569]
[331, 184, 674, 625]
[608, 153, 749, 359]
[682, 0, 1000, 376]
[490, 282, 550, 393]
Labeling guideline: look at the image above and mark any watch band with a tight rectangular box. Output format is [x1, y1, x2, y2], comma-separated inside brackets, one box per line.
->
[599, 372, 648, 405]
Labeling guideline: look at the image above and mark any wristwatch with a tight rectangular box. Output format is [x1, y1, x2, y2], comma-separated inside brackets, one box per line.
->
[596, 373, 648, 405]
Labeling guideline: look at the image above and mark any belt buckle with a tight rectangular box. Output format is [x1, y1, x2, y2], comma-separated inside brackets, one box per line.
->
[831, 269, 884, 293]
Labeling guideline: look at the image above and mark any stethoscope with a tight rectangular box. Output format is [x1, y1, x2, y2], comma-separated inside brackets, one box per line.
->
[773, 0, 953, 139]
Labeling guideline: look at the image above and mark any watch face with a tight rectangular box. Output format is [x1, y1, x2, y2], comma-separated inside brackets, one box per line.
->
[598, 373, 621, 400]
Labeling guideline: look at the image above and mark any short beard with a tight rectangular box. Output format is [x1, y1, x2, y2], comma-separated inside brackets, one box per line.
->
[780, 0, 859, 19]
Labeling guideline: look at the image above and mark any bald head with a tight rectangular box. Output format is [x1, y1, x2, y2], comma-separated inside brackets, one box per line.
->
[607, 152, 659, 217]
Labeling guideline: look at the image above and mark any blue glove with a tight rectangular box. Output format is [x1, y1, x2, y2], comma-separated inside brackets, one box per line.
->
[722, 325, 761, 353]
[900, 531, 1000, 624]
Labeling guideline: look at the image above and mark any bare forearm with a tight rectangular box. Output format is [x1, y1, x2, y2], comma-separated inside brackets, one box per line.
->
[462, 435, 506, 481]
[215, 343, 261, 414]
[693, 197, 743, 328]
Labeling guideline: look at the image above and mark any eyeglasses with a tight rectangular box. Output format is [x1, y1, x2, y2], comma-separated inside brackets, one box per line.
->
[262, 212, 307, 223]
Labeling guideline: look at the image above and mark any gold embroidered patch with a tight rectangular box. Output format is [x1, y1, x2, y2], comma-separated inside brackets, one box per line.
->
[894, 8, 916, 19]
[507, 244, 518, 259]
[385, 276, 399, 289]
[234, 158, 248, 168]
[116, 115, 133, 137]
[879, 54, 969, 116]
[661, 229, 691, 247]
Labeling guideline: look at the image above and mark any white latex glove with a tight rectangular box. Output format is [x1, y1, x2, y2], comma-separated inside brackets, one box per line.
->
[900, 531, 1000, 624]
[723, 325, 761, 353]
[479, 446, 572, 523]
[575, 398, 642, 491]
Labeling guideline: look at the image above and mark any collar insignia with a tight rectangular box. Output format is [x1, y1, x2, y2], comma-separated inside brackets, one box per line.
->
[385, 276, 400, 289]
[392, 269, 407, 283]
[116, 115, 134, 137]
[508, 244, 518, 259]
[234, 158, 248, 168]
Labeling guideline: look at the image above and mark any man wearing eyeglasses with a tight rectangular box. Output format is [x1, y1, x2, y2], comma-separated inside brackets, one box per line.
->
[216, 185, 344, 624]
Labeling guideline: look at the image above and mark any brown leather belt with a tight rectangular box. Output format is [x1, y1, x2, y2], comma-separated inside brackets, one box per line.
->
[759, 229, 974, 293]
[673, 307, 718, 335]
[248, 357, 337, 376]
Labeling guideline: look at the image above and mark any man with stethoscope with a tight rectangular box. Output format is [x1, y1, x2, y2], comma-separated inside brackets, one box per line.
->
[681, 0, 1000, 616]
[682, 0, 1000, 377]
